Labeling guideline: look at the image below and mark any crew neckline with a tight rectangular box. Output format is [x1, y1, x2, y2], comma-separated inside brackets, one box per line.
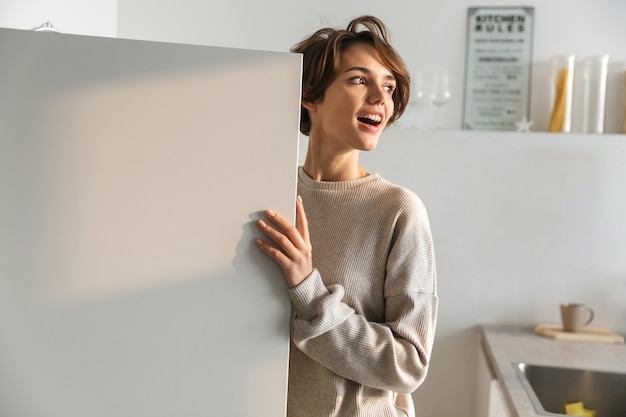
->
[298, 166, 380, 190]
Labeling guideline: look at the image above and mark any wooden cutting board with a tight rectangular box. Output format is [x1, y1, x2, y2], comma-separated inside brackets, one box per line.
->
[534, 323, 624, 344]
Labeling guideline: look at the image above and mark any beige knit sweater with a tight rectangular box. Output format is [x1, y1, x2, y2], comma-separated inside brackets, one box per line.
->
[286, 167, 438, 417]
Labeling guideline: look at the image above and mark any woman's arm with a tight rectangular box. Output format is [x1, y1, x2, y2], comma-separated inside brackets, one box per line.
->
[290, 273, 437, 393]
[256, 191, 438, 393]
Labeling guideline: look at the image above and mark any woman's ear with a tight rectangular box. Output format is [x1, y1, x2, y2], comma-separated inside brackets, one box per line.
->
[301, 100, 316, 112]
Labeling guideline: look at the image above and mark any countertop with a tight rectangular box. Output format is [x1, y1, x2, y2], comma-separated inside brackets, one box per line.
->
[480, 324, 626, 417]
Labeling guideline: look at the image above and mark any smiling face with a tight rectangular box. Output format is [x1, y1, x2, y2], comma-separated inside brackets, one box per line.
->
[303, 42, 396, 154]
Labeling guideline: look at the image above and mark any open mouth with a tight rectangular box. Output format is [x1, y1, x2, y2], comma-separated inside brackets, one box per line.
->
[357, 114, 383, 127]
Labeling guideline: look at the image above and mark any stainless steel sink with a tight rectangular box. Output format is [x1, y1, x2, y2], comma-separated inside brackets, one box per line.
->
[514, 362, 626, 416]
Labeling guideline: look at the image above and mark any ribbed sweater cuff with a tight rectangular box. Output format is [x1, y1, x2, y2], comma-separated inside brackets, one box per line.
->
[288, 269, 328, 320]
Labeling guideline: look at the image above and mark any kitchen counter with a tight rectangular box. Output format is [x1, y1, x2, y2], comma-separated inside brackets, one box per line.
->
[480, 325, 626, 417]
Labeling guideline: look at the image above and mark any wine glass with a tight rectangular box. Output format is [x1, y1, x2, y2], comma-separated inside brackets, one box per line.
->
[429, 71, 451, 129]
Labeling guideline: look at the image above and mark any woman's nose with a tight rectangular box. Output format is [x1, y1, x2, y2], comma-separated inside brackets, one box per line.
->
[367, 85, 387, 104]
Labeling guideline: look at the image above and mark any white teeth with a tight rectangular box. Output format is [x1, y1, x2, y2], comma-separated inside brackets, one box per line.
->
[362, 114, 382, 122]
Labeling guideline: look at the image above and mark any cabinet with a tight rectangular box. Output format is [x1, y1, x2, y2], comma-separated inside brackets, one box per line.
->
[476, 342, 513, 417]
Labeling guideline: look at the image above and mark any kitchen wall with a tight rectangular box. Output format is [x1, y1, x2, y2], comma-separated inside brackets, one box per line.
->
[0, 0, 117, 37]
[117, 0, 626, 133]
[2, 1, 626, 417]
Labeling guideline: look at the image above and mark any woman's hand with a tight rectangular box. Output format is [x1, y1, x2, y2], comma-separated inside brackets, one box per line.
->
[256, 195, 313, 288]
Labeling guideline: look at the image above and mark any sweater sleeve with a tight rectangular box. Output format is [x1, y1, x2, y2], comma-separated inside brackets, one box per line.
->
[287, 192, 438, 393]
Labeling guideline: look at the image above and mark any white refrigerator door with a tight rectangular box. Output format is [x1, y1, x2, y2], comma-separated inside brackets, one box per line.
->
[0, 27, 301, 417]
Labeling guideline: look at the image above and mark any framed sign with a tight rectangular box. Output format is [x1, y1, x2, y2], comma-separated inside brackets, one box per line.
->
[462, 7, 534, 130]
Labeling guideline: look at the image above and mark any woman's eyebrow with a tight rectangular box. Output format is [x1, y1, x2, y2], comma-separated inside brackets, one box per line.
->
[344, 66, 396, 81]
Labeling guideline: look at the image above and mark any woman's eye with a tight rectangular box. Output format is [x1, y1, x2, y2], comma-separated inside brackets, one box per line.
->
[384, 84, 396, 93]
[349, 76, 365, 84]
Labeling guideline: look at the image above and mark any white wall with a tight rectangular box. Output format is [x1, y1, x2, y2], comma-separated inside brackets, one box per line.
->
[2, 1, 626, 417]
[116, 0, 626, 133]
[0, 0, 117, 37]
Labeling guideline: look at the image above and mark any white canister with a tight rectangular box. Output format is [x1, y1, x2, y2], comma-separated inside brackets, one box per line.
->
[580, 54, 610, 134]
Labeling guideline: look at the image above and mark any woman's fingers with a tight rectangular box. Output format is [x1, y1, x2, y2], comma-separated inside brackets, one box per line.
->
[261, 208, 306, 250]
[255, 196, 313, 288]
[255, 233, 289, 264]
[256, 217, 297, 255]
[296, 195, 310, 246]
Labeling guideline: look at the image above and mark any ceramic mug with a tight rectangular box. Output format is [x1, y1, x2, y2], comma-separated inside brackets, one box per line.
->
[560, 303, 594, 332]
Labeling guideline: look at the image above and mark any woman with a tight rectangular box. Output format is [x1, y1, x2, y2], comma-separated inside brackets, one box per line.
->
[256, 15, 438, 417]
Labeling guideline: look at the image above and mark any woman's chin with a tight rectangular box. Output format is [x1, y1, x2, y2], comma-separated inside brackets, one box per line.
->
[359, 139, 380, 152]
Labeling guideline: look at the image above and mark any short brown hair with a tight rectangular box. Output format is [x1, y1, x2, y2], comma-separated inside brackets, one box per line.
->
[291, 15, 411, 136]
